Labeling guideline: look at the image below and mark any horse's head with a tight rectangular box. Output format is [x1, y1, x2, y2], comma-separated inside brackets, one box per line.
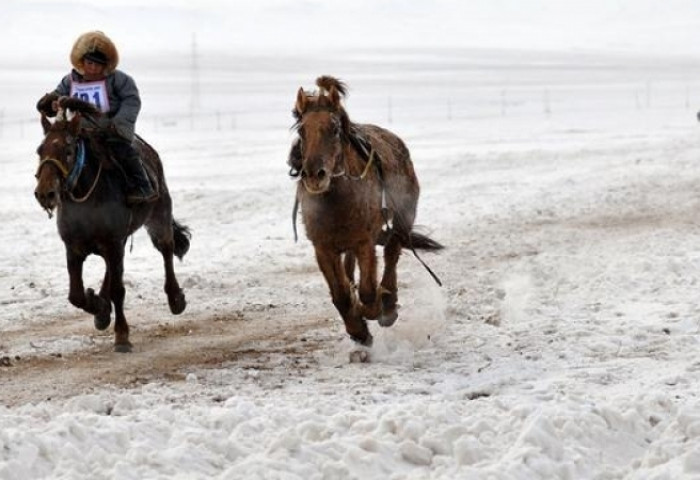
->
[34, 111, 82, 215]
[293, 76, 350, 195]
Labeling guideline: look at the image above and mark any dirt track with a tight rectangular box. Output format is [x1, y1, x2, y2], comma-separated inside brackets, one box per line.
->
[0, 306, 331, 407]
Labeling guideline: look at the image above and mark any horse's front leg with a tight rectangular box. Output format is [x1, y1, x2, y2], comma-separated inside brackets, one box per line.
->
[66, 249, 111, 322]
[315, 246, 371, 345]
[355, 242, 382, 321]
[343, 252, 356, 286]
[105, 244, 131, 353]
[94, 265, 113, 331]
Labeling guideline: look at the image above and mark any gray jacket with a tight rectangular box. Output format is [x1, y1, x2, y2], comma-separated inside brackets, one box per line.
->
[55, 69, 141, 141]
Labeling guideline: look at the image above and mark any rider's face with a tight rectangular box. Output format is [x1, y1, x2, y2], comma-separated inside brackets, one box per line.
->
[83, 59, 106, 81]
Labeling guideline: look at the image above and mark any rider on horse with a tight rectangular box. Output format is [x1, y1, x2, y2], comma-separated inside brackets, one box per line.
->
[37, 30, 157, 205]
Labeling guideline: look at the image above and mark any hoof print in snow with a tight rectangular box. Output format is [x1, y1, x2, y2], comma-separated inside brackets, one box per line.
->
[349, 350, 370, 363]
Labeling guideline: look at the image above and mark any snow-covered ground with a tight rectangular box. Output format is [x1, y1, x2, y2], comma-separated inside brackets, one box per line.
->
[3, 48, 700, 478]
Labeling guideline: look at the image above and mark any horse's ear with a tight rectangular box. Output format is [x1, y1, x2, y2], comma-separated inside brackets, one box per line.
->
[41, 114, 51, 134]
[295, 87, 307, 115]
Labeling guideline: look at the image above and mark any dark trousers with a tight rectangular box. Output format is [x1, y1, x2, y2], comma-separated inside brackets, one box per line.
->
[105, 137, 151, 190]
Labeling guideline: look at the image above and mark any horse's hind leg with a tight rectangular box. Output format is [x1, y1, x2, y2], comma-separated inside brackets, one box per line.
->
[105, 244, 131, 353]
[315, 247, 371, 345]
[162, 246, 186, 314]
[146, 210, 186, 315]
[378, 233, 402, 327]
[378, 192, 417, 327]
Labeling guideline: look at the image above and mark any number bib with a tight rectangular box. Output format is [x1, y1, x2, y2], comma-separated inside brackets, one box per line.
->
[70, 80, 110, 113]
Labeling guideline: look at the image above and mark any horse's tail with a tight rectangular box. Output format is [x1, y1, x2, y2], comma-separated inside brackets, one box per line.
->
[378, 227, 444, 286]
[377, 228, 444, 252]
[405, 231, 444, 252]
[173, 220, 192, 260]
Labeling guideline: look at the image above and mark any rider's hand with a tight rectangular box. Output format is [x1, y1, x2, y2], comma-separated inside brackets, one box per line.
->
[36, 92, 59, 117]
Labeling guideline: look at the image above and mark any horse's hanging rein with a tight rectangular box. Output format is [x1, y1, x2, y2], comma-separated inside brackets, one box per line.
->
[67, 140, 103, 203]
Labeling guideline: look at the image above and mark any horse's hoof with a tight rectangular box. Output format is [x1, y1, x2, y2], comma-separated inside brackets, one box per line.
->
[88, 289, 112, 330]
[378, 309, 398, 327]
[379, 292, 398, 327]
[94, 312, 111, 331]
[114, 342, 133, 353]
[169, 291, 186, 315]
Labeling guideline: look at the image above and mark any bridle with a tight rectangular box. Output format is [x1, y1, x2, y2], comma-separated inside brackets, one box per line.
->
[298, 113, 347, 180]
[292, 108, 385, 236]
[36, 130, 102, 204]
[36, 157, 70, 179]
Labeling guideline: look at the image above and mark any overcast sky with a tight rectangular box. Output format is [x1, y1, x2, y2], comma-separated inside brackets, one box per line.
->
[3, 0, 700, 61]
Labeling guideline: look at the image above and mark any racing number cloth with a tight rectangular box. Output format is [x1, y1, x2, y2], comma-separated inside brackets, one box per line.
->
[70, 80, 110, 113]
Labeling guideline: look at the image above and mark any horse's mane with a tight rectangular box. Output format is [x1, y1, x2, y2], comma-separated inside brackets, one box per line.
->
[316, 76, 347, 97]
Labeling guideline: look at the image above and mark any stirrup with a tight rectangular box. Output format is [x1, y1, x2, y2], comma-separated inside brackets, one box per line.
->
[126, 188, 158, 205]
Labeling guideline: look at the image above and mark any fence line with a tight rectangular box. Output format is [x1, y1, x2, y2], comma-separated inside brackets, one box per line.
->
[3, 83, 699, 140]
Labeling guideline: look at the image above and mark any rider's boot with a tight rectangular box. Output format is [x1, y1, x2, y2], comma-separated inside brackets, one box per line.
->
[115, 142, 157, 205]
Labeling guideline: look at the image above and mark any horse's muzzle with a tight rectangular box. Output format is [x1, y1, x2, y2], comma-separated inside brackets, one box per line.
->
[300, 156, 336, 194]
[34, 180, 61, 215]
[301, 172, 331, 195]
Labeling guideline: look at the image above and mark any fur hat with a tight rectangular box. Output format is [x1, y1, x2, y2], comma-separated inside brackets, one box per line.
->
[70, 31, 119, 75]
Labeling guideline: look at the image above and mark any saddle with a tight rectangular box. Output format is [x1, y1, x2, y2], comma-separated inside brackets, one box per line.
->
[133, 135, 161, 192]
[82, 131, 160, 194]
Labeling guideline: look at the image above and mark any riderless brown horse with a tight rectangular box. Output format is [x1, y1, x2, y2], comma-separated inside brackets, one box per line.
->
[34, 97, 190, 352]
[290, 76, 442, 346]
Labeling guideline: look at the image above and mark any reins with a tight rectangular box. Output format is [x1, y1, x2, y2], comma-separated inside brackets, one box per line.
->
[68, 160, 102, 203]
[340, 148, 376, 181]
[66, 139, 101, 203]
